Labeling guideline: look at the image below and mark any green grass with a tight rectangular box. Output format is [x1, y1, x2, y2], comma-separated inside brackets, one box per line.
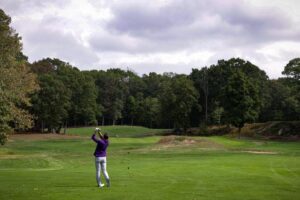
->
[64, 125, 169, 137]
[1, 127, 300, 200]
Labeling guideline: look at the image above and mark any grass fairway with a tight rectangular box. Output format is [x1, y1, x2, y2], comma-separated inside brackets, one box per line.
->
[0, 129, 299, 200]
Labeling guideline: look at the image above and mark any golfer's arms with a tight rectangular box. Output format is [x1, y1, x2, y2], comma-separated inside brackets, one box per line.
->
[91, 134, 100, 143]
[98, 132, 104, 139]
[91, 133, 105, 144]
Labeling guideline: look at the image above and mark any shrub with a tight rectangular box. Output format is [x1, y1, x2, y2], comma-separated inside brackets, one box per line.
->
[0, 132, 8, 145]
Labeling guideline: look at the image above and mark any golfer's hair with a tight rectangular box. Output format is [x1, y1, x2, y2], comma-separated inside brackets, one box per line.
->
[103, 133, 109, 139]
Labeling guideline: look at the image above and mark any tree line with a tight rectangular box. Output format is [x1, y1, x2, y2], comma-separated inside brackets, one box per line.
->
[0, 8, 299, 143]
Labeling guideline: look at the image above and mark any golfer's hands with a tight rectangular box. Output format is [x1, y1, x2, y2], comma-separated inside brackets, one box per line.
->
[95, 128, 103, 138]
[94, 128, 100, 134]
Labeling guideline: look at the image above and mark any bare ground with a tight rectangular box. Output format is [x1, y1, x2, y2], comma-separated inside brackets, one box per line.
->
[239, 150, 278, 155]
[153, 135, 224, 150]
[8, 133, 85, 141]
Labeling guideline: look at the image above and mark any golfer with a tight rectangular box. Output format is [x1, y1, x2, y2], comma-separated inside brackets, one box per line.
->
[91, 128, 110, 188]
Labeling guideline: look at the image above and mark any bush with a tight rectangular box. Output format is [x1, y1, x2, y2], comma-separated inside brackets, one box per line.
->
[198, 123, 209, 136]
[0, 132, 8, 145]
[0, 124, 10, 145]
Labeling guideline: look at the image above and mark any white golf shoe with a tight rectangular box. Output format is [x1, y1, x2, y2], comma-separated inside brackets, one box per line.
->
[98, 183, 105, 188]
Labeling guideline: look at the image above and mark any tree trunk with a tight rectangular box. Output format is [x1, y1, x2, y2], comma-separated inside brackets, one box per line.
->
[41, 121, 44, 133]
[205, 93, 208, 123]
[202, 68, 209, 124]
[238, 127, 241, 139]
[131, 118, 133, 126]
[113, 119, 115, 126]
[63, 121, 67, 135]
[102, 117, 104, 126]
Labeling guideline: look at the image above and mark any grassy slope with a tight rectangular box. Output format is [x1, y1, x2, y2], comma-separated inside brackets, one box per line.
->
[0, 131, 299, 200]
[64, 126, 169, 137]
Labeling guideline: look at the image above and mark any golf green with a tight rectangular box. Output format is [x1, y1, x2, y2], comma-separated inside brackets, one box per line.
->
[0, 131, 299, 200]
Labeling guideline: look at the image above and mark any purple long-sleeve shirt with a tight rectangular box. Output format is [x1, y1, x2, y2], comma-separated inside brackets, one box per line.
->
[91, 134, 109, 157]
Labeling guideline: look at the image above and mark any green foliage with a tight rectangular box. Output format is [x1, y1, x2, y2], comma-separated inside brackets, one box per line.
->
[211, 103, 224, 125]
[30, 58, 100, 130]
[190, 67, 209, 123]
[0, 9, 21, 68]
[28, 56, 298, 131]
[260, 58, 300, 122]
[198, 122, 209, 136]
[0, 9, 38, 141]
[0, 133, 7, 145]
[260, 80, 299, 121]
[223, 70, 260, 134]
[95, 69, 128, 125]
[160, 75, 199, 130]
[31, 74, 70, 133]
[126, 95, 137, 125]
[282, 58, 300, 80]
[142, 97, 160, 128]
[0, 123, 9, 145]
[191, 58, 268, 126]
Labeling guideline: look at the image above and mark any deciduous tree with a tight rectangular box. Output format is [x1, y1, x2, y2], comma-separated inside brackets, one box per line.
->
[0, 9, 38, 144]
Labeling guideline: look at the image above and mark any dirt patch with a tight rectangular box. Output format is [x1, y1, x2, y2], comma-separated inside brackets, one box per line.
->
[158, 135, 196, 145]
[0, 154, 24, 159]
[0, 153, 50, 160]
[154, 135, 224, 150]
[240, 150, 278, 155]
[9, 133, 85, 141]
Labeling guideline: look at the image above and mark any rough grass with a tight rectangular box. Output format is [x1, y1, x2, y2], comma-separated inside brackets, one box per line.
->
[0, 130, 299, 200]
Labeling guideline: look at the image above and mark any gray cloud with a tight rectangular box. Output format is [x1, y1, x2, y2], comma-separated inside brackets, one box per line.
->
[104, 0, 299, 50]
[1, 0, 299, 78]
[107, 1, 198, 33]
[92, 0, 300, 79]
[24, 26, 98, 67]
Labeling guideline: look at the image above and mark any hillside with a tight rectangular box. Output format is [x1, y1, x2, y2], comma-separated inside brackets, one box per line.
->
[188, 121, 300, 139]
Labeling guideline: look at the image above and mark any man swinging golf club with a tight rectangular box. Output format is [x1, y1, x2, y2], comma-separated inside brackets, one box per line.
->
[91, 127, 110, 188]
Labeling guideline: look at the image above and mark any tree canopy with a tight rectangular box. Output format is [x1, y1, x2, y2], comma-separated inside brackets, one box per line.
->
[0, 9, 38, 144]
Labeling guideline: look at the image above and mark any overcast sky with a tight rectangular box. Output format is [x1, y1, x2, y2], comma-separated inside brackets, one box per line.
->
[1, 0, 300, 78]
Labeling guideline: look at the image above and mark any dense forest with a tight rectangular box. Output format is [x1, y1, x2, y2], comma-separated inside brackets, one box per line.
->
[0, 8, 299, 142]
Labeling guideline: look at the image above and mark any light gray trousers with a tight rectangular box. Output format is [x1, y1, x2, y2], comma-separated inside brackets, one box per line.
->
[95, 157, 110, 186]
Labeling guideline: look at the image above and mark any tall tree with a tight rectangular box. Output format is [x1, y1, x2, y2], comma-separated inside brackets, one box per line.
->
[282, 58, 300, 80]
[190, 67, 209, 124]
[0, 9, 38, 144]
[160, 75, 199, 130]
[223, 70, 260, 137]
[142, 97, 160, 128]
[31, 58, 99, 128]
[206, 58, 268, 123]
[95, 69, 128, 125]
[125, 95, 138, 125]
[31, 74, 70, 133]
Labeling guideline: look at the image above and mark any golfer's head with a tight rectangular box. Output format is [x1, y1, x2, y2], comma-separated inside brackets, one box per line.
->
[103, 133, 109, 140]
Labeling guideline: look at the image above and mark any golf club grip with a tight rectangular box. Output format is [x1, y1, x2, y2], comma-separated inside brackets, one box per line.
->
[98, 131, 103, 138]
